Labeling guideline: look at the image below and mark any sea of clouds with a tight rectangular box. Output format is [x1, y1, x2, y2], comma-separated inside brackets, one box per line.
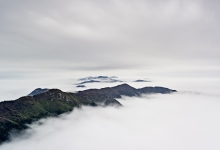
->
[1, 76, 220, 150]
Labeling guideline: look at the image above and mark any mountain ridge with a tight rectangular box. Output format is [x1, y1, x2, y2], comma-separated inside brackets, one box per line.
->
[0, 83, 176, 144]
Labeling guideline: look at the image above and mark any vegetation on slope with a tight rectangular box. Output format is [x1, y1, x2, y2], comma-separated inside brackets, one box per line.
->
[0, 84, 176, 144]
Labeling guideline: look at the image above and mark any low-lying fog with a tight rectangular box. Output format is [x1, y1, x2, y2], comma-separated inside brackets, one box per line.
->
[1, 77, 220, 150]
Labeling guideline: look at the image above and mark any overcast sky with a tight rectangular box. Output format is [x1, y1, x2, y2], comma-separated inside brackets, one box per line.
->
[1, 0, 220, 78]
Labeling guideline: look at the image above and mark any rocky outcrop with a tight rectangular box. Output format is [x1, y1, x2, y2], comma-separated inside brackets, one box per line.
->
[28, 88, 49, 96]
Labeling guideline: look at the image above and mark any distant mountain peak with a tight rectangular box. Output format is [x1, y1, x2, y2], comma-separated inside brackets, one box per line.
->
[76, 76, 123, 86]
[134, 79, 150, 82]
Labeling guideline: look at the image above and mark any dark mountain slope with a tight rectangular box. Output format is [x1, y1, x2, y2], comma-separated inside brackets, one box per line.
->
[0, 84, 176, 144]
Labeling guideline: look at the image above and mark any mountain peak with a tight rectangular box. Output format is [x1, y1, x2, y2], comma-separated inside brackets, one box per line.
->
[28, 88, 49, 96]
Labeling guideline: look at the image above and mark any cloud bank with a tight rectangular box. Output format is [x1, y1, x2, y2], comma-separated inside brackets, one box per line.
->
[1, 91, 220, 150]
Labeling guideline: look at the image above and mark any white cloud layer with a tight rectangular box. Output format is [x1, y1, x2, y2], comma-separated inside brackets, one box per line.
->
[1, 93, 220, 150]
[1, 78, 220, 150]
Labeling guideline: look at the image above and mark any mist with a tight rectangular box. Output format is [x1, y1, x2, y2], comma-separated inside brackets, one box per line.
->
[1, 77, 220, 150]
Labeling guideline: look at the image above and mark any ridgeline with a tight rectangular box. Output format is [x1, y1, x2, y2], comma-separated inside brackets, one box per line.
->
[0, 84, 176, 144]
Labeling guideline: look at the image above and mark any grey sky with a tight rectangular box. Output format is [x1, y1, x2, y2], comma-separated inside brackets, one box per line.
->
[1, 0, 220, 77]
